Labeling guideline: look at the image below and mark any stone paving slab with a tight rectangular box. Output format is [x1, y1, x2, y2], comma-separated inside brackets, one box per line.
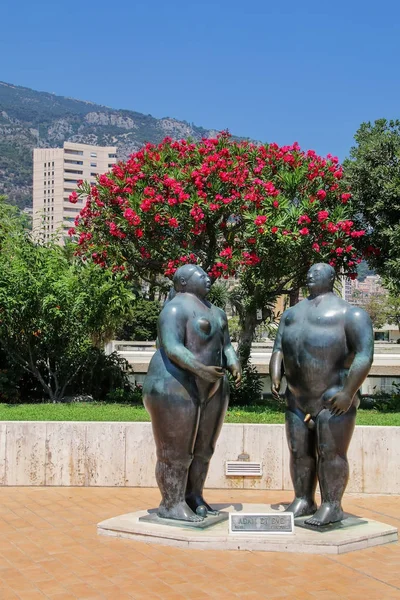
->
[0, 488, 399, 599]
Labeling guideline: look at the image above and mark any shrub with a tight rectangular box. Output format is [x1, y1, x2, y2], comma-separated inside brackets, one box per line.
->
[71, 349, 135, 401]
[117, 299, 160, 341]
[360, 391, 400, 412]
[228, 363, 263, 406]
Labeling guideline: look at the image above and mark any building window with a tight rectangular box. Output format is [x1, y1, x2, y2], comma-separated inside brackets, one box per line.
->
[65, 149, 84, 156]
[52, 171, 54, 175]
[90, 152, 97, 158]
[64, 160, 83, 166]
[90, 162, 97, 167]
[64, 169, 83, 175]
[90, 172, 98, 177]
[52, 162, 54, 166]
[108, 164, 114, 168]
[64, 179, 78, 184]
[108, 153, 117, 158]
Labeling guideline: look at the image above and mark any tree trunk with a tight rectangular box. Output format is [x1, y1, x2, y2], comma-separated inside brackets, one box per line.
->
[236, 312, 258, 368]
[289, 288, 300, 306]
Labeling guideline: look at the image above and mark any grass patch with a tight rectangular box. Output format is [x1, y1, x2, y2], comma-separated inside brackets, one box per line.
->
[0, 403, 399, 425]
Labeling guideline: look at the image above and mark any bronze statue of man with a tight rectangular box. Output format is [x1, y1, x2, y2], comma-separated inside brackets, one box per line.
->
[269, 263, 373, 526]
[143, 264, 241, 522]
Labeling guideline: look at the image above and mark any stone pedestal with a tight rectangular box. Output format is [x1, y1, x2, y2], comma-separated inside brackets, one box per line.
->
[97, 503, 397, 554]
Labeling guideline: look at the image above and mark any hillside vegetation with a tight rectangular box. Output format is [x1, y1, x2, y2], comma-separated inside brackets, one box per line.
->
[0, 81, 221, 208]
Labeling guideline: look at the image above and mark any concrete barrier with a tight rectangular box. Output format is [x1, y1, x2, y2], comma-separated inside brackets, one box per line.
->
[0, 421, 399, 494]
[106, 340, 400, 395]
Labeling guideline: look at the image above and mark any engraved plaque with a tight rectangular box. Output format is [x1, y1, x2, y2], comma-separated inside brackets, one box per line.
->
[229, 512, 294, 534]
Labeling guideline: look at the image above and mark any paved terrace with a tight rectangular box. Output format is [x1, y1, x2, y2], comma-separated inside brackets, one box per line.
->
[0, 488, 399, 599]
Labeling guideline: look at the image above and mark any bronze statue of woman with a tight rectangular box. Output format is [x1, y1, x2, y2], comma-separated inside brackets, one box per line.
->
[143, 264, 241, 522]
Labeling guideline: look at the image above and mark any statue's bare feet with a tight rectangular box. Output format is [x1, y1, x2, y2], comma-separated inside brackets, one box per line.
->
[305, 502, 343, 526]
[158, 502, 204, 522]
[286, 497, 317, 518]
[186, 493, 220, 516]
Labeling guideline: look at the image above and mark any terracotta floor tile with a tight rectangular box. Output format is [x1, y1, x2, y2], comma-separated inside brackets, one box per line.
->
[0, 569, 23, 583]
[158, 594, 188, 600]
[67, 582, 102, 597]
[36, 579, 70, 595]
[128, 593, 162, 600]
[22, 566, 56, 582]
[0, 488, 398, 600]
[8, 578, 41, 595]
[0, 587, 20, 599]
[47, 593, 76, 600]
[17, 592, 48, 600]
[108, 594, 136, 600]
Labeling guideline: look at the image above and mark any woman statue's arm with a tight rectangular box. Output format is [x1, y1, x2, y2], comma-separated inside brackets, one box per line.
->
[221, 312, 242, 386]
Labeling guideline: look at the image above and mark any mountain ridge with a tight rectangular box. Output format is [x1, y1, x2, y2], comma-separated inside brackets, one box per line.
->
[0, 81, 227, 208]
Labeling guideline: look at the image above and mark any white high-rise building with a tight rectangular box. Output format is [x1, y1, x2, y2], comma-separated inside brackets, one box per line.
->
[33, 142, 117, 243]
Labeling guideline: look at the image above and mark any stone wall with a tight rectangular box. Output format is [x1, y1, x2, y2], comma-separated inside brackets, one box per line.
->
[0, 422, 399, 493]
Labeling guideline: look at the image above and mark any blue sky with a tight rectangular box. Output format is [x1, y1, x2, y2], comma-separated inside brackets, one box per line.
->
[2, 0, 399, 160]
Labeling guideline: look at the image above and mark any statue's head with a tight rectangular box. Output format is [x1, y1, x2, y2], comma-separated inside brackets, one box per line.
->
[173, 264, 211, 299]
[306, 263, 335, 295]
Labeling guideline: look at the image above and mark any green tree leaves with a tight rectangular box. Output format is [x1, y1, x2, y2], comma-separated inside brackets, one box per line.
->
[0, 198, 133, 402]
[345, 119, 400, 288]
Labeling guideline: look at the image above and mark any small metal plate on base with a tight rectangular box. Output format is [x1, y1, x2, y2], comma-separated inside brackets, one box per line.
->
[230, 512, 294, 534]
[139, 510, 229, 529]
[295, 515, 368, 533]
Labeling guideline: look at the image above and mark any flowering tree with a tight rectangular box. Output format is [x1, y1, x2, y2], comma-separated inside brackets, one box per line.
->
[72, 134, 366, 361]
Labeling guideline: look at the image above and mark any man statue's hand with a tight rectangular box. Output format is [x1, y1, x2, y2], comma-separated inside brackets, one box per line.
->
[271, 380, 281, 400]
[230, 365, 242, 388]
[328, 391, 353, 416]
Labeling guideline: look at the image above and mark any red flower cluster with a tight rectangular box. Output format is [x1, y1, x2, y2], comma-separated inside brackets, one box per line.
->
[220, 247, 233, 259]
[241, 251, 261, 266]
[317, 210, 329, 222]
[123, 208, 141, 226]
[190, 204, 205, 222]
[341, 192, 352, 203]
[165, 253, 198, 277]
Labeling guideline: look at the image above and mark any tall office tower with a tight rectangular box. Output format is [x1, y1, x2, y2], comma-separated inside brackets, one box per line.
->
[33, 142, 117, 243]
